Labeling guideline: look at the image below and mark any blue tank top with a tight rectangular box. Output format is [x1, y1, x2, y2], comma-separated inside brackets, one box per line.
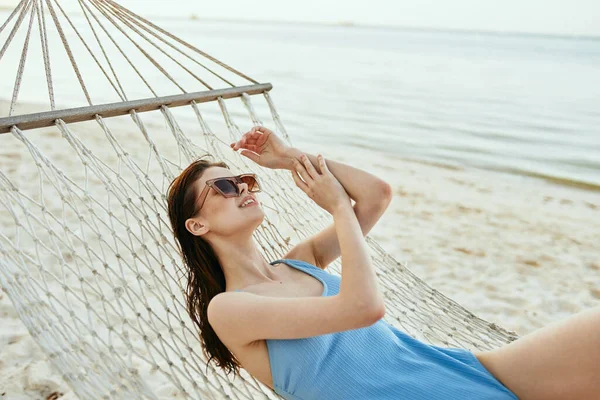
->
[236, 258, 518, 400]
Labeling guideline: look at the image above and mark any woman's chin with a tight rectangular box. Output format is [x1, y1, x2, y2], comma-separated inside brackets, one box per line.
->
[250, 210, 265, 226]
[236, 205, 264, 223]
[238, 202, 263, 215]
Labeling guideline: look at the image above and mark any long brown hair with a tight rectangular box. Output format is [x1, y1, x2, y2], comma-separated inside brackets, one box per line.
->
[166, 156, 242, 376]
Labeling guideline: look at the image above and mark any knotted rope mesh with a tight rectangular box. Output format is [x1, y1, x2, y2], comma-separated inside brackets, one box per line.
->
[0, 1, 519, 399]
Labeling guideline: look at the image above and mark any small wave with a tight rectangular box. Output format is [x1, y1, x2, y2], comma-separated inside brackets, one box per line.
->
[495, 168, 600, 192]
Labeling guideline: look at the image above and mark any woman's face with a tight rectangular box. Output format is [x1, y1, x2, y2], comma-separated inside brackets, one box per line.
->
[186, 166, 264, 237]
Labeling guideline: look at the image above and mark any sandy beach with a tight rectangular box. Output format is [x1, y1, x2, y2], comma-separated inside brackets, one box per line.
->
[1, 105, 598, 399]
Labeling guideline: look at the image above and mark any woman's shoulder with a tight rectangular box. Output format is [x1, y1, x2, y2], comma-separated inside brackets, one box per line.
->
[271, 257, 323, 271]
[278, 242, 323, 270]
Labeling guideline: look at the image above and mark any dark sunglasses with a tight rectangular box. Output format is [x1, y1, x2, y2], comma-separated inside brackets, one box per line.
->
[196, 173, 261, 212]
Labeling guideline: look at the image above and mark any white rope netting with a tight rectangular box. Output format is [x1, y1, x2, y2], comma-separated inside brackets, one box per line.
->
[0, 1, 519, 399]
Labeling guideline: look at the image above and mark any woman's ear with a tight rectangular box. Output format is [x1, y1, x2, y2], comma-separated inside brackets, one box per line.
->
[185, 217, 209, 237]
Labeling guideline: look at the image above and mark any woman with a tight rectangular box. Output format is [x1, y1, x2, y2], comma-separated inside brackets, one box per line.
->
[166, 126, 599, 400]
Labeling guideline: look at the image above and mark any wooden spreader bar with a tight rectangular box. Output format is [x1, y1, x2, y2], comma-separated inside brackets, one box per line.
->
[0, 83, 272, 133]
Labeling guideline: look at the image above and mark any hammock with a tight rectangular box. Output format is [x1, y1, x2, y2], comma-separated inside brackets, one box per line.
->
[0, 0, 519, 398]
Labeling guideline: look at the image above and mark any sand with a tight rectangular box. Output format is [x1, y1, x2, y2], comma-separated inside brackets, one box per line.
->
[0, 107, 599, 399]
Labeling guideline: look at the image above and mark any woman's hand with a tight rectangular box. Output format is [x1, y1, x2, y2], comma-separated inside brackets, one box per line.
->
[291, 153, 351, 215]
[230, 126, 295, 170]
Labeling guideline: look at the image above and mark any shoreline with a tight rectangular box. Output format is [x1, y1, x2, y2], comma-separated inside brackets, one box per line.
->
[2, 98, 598, 195]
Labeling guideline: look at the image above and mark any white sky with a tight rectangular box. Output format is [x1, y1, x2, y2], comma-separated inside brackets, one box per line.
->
[113, 0, 600, 37]
[0, 0, 597, 37]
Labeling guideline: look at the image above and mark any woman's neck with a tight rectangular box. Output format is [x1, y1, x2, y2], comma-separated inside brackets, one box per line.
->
[211, 236, 278, 291]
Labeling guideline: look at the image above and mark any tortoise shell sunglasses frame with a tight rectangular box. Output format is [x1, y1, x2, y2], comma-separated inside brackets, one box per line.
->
[195, 173, 261, 213]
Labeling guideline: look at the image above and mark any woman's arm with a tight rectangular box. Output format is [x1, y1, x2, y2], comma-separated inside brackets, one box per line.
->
[283, 148, 392, 269]
[285, 148, 392, 207]
[230, 126, 393, 269]
[230, 127, 392, 206]
[329, 200, 386, 313]
[209, 196, 385, 346]
[287, 154, 386, 312]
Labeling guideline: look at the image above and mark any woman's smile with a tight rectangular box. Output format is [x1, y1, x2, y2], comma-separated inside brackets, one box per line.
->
[239, 198, 258, 208]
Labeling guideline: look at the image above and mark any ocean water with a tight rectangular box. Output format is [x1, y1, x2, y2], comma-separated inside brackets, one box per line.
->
[176, 20, 600, 190]
[1, 10, 599, 190]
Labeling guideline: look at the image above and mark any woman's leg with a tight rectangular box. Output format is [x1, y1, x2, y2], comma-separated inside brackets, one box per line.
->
[474, 305, 600, 400]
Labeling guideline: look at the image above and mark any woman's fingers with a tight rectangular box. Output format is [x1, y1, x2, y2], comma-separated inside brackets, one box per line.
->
[240, 149, 260, 163]
[294, 157, 310, 183]
[232, 126, 273, 151]
[300, 154, 319, 180]
[248, 127, 268, 146]
[232, 132, 256, 150]
[256, 131, 268, 146]
[291, 169, 308, 192]
[232, 138, 242, 150]
[318, 154, 329, 174]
